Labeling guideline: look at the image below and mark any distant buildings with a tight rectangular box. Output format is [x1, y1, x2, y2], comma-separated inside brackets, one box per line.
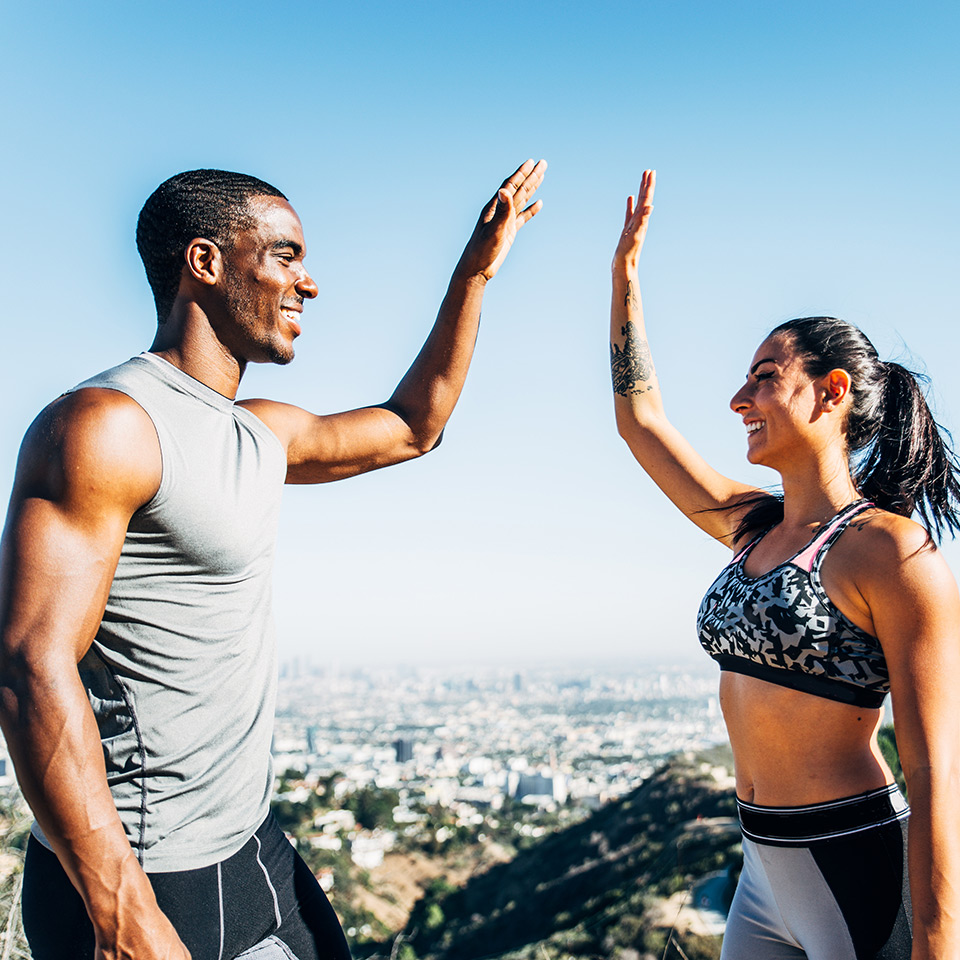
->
[510, 768, 567, 805]
[271, 662, 728, 831]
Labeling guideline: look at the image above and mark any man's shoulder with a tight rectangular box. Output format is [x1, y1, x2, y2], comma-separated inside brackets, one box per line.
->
[49, 383, 156, 438]
[17, 384, 161, 509]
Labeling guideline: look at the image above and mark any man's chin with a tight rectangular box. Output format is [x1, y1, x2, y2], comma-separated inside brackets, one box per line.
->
[254, 343, 295, 366]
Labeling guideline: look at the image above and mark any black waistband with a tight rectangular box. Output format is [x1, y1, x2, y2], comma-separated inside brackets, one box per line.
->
[737, 784, 909, 845]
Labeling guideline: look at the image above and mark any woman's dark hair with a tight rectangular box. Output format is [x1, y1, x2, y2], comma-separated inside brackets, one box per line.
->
[734, 316, 960, 543]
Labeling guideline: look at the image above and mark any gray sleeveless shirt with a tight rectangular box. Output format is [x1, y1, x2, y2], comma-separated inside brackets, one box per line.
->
[45, 353, 287, 871]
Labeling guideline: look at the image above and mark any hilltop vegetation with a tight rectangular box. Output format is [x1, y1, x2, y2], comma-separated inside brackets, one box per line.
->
[0, 726, 905, 960]
[0, 750, 740, 960]
[0, 792, 31, 958]
[397, 749, 740, 960]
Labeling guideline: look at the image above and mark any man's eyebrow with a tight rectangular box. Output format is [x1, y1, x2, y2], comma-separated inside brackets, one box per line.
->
[272, 239, 303, 257]
[750, 357, 776, 375]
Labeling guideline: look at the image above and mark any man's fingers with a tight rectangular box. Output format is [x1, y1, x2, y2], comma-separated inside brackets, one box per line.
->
[479, 158, 546, 231]
[515, 198, 543, 227]
[478, 193, 500, 225]
[499, 158, 537, 195]
[498, 158, 547, 212]
[512, 158, 547, 207]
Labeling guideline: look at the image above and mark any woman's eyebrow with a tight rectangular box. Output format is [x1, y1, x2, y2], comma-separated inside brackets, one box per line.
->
[750, 357, 776, 375]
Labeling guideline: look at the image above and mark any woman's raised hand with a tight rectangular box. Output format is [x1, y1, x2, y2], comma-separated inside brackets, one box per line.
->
[613, 169, 656, 271]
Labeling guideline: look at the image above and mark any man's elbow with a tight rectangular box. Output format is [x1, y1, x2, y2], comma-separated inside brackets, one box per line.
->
[0, 642, 29, 687]
[0, 642, 74, 705]
[400, 431, 442, 460]
[0, 645, 35, 727]
[412, 428, 444, 457]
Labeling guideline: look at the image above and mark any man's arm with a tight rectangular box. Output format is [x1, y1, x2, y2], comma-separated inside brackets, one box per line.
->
[241, 158, 546, 483]
[0, 389, 191, 960]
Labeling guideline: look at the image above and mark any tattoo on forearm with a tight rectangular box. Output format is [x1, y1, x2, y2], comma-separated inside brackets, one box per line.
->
[624, 280, 639, 309]
[611, 320, 655, 396]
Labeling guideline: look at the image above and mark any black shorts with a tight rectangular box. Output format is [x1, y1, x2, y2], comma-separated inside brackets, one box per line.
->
[22, 813, 352, 960]
[723, 785, 912, 959]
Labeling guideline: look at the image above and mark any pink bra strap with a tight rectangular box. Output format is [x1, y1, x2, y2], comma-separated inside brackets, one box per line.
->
[794, 501, 872, 572]
[732, 533, 764, 565]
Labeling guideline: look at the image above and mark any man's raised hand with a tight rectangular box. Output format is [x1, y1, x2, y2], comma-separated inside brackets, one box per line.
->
[458, 158, 547, 283]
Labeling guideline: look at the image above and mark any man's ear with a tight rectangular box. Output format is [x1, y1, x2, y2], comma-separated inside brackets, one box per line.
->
[822, 368, 852, 412]
[183, 238, 224, 286]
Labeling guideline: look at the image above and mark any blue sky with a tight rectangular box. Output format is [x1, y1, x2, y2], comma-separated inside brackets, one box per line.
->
[2, 2, 958, 664]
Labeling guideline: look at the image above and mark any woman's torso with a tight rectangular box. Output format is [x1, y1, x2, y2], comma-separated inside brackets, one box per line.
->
[698, 501, 896, 805]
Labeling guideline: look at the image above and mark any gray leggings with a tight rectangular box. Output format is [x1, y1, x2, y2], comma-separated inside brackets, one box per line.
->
[721, 786, 911, 960]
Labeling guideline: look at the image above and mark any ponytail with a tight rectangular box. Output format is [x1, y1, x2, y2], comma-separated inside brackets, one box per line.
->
[733, 318, 960, 543]
[857, 361, 960, 540]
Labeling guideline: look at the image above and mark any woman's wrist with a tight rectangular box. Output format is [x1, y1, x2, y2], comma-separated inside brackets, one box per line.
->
[611, 264, 639, 290]
[611, 255, 639, 279]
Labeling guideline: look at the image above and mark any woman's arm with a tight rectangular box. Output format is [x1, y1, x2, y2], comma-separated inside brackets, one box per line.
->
[610, 171, 759, 546]
[857, 517, 960, 960]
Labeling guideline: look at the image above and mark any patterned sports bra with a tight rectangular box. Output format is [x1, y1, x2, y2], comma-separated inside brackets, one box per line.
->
[696, 500, 889, 708]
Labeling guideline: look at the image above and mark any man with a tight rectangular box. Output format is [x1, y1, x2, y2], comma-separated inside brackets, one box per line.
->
[0, 160, 545, 960]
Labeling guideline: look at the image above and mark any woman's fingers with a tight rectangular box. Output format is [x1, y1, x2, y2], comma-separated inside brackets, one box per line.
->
[639, 169, 656, 205]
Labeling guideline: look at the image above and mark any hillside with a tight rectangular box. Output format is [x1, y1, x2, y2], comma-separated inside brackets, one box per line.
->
[0, 750, 741, 960]
[399, 749, 740, 960]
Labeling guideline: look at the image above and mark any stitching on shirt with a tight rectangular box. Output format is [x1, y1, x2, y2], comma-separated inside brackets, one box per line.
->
[90, 647, 148, 864]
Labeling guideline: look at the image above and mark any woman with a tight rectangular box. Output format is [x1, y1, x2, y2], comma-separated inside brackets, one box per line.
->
[611, 170, 960, 959]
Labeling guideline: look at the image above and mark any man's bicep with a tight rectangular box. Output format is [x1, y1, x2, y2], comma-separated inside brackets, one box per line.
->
[1, 496, 132, 665]
[0, 393, 160, 665]
[241, 399, 425, 482]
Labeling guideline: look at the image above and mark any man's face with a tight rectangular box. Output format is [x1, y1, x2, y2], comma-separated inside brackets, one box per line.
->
[217, 195, 318, 365]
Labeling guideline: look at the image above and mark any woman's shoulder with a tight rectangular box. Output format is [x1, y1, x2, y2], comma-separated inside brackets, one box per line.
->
[835, 506, 950, 585]
[822, 507, 957, 640]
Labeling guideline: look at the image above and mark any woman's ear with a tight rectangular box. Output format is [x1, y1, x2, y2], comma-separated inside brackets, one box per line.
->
[821, 368, 852, 411]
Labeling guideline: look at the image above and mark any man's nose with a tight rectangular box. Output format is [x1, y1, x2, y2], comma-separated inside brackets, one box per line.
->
[297, 271, 319, 300]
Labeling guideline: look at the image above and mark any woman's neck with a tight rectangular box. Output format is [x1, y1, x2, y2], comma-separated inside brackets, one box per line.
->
[777, 451, 861, 529]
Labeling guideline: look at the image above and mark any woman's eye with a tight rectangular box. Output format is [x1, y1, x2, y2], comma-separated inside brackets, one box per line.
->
[755, 372, 774, 381]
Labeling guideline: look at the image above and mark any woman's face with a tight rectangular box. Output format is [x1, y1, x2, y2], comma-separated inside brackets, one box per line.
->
[729, 334, 837, 468]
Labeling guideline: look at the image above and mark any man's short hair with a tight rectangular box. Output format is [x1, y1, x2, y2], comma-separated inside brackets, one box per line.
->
[136, 169, 287, 321]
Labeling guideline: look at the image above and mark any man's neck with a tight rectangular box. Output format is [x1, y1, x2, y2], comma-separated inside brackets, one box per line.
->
[149, 304, 245, 400]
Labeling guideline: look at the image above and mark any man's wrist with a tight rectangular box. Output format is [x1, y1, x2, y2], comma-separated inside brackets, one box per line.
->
[80, 847, 156, 925]
[450, 263, 490, 290]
